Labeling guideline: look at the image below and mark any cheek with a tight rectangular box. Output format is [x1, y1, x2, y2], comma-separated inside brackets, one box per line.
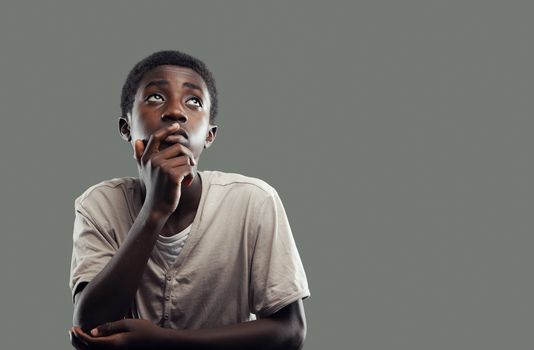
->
[191, 121, 210, 142]
[131, 117, 160, 140]
[130, 100, 163, 139]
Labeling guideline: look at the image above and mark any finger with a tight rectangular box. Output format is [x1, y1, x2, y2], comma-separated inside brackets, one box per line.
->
[170, 164, 196, 187]
[156, 143, 197, 165]
[91, 319, 129, 337]
[70, 329, 89, 349]
[183, 173, 195, 187]
[144, 123, 181, 159]
[73, 327, 117, 348]
[133, 139, 145, 162]
[71, 328, 93, 348]
[161, 155, 192, 169]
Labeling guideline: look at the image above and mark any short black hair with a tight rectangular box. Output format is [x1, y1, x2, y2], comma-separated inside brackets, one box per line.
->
[120, 50, 218, 123]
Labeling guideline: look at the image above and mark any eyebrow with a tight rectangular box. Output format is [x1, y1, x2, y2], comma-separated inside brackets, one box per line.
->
[143, 80, 204, 94]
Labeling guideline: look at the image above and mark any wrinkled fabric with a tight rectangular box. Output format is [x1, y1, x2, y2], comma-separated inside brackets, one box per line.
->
[69, 170, 310, 329]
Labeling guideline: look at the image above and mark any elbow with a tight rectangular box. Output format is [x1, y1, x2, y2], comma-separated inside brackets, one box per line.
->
[73, 299, 128, 333]
[72, 285, 92, 330]
[72, 304, 92, 332]
[291, 324, 306, 350]
[72, 297, 83, 327]
[73, 303, 113, 333]
[271, 299, 307, 350]
[73, 294, 89, 329]
[276, 317, 306, 350]
[288, 322, 306, 350]
[72, 287, 114, 332]
[72, 296, 103, 333]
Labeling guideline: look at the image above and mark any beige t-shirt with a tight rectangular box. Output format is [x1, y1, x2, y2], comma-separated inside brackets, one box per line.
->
[69, 170, 310, 329]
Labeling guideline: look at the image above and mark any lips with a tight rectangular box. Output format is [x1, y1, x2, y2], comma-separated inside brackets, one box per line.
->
[164, 128, 188, 144]
[172, 127, 188, 138]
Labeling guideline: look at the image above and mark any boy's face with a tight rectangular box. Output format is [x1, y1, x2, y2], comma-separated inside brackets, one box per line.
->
[119, 65, 217, 164]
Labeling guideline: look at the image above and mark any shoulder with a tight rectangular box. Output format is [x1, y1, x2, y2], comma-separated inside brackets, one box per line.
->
[74, 177, 140, 216]
[201, 170, 278, 199]
[200, 171, 288, 226]
[200, 170, 282, 209]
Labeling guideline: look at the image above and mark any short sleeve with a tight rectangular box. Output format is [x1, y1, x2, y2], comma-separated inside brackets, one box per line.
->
[69, 204, 117, 303]
[249, 188, 310, 317]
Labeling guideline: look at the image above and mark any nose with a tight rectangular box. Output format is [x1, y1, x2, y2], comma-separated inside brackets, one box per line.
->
[161, 99, 188, 124]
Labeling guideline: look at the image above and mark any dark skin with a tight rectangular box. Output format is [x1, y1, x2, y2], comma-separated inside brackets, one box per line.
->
[70, 65, 307, 349]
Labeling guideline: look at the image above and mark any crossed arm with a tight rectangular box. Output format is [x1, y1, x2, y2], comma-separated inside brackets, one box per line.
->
[70, 298, 306, 350]
[70, 206, 307, 350]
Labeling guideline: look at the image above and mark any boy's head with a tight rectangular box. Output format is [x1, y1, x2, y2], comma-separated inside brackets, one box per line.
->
[120, 50, 218, 123]
[118, 50, 218, 164]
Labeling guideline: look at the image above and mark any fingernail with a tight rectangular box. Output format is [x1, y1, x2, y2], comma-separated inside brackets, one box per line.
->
[171, 123, 179, 128]
[90, 328, 98, 336]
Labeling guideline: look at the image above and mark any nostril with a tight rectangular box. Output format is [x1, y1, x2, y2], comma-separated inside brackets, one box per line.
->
[161, 114, 188, 123]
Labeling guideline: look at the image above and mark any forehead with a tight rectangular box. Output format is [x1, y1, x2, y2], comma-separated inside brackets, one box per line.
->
[137, 65, 208, 92]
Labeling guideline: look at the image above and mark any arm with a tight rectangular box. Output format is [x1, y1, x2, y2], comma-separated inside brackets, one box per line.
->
[71, 299, 307, 350]
[163, 299, 306, 350]
[73, 123, 196, 332]
[73, 205, 169, 332]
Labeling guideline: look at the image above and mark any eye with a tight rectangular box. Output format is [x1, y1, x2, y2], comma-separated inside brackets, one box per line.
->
[186, 96, 203, 108]
[145, 93, 165, 102]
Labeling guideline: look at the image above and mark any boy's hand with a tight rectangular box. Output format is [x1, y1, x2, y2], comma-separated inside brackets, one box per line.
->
[69, 319, 167, 349]
[134, 123, 197, 216]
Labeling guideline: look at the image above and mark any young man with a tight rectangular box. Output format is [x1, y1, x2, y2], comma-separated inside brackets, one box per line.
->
[68, 50, 310, 349]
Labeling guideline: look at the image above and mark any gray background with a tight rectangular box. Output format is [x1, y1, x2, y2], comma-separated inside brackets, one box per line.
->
[0, 1, 532, 349]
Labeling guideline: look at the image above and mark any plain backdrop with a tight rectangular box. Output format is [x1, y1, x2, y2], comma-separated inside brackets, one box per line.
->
[0, 1, 533, 349]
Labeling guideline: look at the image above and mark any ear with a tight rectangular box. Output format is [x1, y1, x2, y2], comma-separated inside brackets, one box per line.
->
[204, 125, 218, 149]
[118, 115, 131, 142]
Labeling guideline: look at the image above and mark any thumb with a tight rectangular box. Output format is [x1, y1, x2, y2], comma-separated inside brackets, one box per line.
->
[90, 320, 128, 337]
[134, 139, 145, 161]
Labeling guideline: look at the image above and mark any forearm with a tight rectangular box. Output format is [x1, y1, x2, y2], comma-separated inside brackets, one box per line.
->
[160, 317, 304, 350]
[73, 205, 169, 332]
